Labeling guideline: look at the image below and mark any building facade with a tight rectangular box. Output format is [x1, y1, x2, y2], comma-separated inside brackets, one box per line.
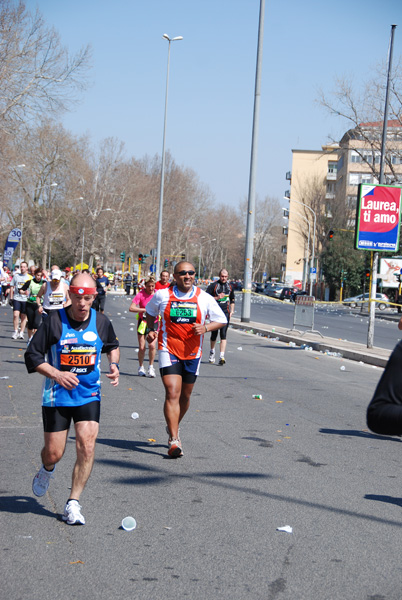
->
[284, 121, 402, 289]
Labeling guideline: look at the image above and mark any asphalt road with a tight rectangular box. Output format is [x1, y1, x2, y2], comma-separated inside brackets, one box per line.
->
[235, 293, 402, 351]
[1, 295, 402, 600]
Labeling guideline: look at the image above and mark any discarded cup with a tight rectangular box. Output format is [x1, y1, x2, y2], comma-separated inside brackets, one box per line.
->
[121, 516, 137, 531]
[276, 525, 292, 533]
[340, 366, 346, 371]
[252, 394, 262, 399]
[131, 412, 139, 419]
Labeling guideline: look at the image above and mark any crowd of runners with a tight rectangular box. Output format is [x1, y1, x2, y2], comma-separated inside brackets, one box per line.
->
[0, 258, 237, 525]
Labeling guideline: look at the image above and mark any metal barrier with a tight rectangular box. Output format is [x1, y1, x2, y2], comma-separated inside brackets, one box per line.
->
[287, 295, 323, 337]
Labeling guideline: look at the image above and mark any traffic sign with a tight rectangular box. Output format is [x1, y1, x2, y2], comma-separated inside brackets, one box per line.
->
[149, 264, 156, 273]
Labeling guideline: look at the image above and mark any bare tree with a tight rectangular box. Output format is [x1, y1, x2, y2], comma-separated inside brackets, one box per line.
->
[0, 1, 91, 133]
[318, 57, 402, 182]
[238, 196, 282, 280]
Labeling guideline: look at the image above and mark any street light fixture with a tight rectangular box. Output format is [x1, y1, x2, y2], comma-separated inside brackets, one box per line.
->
[155, 33, 183, 279]
[284, 197, 316, 295]
[283, 209, 310, 291]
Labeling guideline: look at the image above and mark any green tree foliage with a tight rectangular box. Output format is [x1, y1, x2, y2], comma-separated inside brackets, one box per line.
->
[321, 230, 367, 299]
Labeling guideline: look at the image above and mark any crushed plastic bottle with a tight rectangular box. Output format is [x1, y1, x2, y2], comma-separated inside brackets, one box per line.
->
[325, 350, 343, 358]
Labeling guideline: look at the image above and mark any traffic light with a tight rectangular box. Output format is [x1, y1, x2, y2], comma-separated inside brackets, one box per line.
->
[181, 253, 185, 260]
[328, 230, 334, 240]
[138, 253, 143, 263]
[365, 269, 370, 279]
[120, 251, 126, 262]
[164, 259, 169, 269]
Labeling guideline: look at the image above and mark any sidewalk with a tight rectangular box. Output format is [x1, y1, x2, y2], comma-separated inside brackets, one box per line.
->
[230, 315, 393, 368]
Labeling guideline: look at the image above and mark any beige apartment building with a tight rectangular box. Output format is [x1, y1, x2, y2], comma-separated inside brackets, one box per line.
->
[283, 121, 402, 290]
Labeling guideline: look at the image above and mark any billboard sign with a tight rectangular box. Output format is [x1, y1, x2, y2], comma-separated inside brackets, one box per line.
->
[379, 258, 402, 288]
[355, 184, 402, 252]
[2, 228, 22, 267]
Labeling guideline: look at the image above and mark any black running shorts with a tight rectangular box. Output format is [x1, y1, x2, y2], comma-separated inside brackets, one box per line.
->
[42, 400, 101, 432]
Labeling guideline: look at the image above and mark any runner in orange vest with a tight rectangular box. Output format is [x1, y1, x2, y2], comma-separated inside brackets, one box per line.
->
[145, 261, 227, 457]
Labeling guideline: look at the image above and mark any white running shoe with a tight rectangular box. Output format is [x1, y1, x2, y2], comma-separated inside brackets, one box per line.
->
[147, 365, 156, 378]
[18, 331, 25, 340]
[208, 352, 215, 364]
[138, 366, 146, 377]
[168, 438, 183, 458]
[62, 500, 85, 525]
[11, 331, 18, 340]
[32, 465, 55, 497]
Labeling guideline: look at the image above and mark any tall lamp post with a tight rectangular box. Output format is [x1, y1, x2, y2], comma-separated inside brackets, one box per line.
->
[284, 197, 316, 295]
[156, 33, 183, 279]
[283, 209, 311, 291]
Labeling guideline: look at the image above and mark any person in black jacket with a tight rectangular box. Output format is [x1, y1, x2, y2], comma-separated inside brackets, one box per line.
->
[205, 269, 235, 365]
[367, 340, 402, 436]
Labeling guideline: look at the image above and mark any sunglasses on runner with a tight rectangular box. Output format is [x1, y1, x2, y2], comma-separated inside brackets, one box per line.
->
[176, 270, 195, 276]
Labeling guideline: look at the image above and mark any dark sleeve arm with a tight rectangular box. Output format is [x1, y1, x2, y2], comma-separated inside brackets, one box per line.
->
[229, 285, 235, 303]
[367, 342, 402, 436]
[205, 283, 215, 297]
[24, 312, 61, 373]
[21, 280, 31, 291]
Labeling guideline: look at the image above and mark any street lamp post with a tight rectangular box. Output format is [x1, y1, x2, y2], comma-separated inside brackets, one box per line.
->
[198, 237, 216, 280]
[155, 33, 183, 279]
[284, 197, 316, 295]
[283, 210, 310, 290]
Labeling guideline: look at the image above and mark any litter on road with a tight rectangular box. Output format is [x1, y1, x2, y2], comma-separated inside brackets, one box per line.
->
[276, 526, 293, 533]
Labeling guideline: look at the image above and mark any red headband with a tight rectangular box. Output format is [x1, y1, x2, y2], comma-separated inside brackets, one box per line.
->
[70, 286, 97, 295]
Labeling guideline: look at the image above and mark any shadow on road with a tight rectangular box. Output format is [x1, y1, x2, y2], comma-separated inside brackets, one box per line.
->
[0, 495, 56, 519]
[319, 428, 401, 443]
[365, 494, 402, 508]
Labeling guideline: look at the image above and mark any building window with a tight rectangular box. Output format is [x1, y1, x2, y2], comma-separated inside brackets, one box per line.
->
[361, 174, 372, 184]
[351, 151, 361, 163]
[281, 245, 287, 254]
[349, 173, 360, 185]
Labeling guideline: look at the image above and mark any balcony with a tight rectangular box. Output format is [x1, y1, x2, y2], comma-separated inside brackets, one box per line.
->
[284, 190, 290, 198]
[325, 192, 335, 199]
[327, 171, 337, 180]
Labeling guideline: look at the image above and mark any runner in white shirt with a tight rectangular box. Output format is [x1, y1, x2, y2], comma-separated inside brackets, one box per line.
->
[10, 261, 30, 339]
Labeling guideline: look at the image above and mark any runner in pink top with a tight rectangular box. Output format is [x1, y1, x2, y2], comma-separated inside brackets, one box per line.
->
[129, 276, 158, 378]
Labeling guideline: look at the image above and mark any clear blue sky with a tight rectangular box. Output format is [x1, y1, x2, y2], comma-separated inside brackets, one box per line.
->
[27, 0, 402, 208]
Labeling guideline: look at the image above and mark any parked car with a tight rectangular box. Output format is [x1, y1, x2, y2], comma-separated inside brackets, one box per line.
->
[343, 292, 389, 310]
[263, 284, 283, 298]
[279, 287, 296, 301]
[254, 282, 266, 294]
[291, 290, 308, 302]
[230, 280, 243, 291]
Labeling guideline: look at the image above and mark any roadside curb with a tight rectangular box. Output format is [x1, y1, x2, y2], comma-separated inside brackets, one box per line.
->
[230, 318, 391, 369]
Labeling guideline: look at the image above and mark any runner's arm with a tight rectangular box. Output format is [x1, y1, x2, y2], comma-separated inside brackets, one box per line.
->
[106, 348, 120, 386]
